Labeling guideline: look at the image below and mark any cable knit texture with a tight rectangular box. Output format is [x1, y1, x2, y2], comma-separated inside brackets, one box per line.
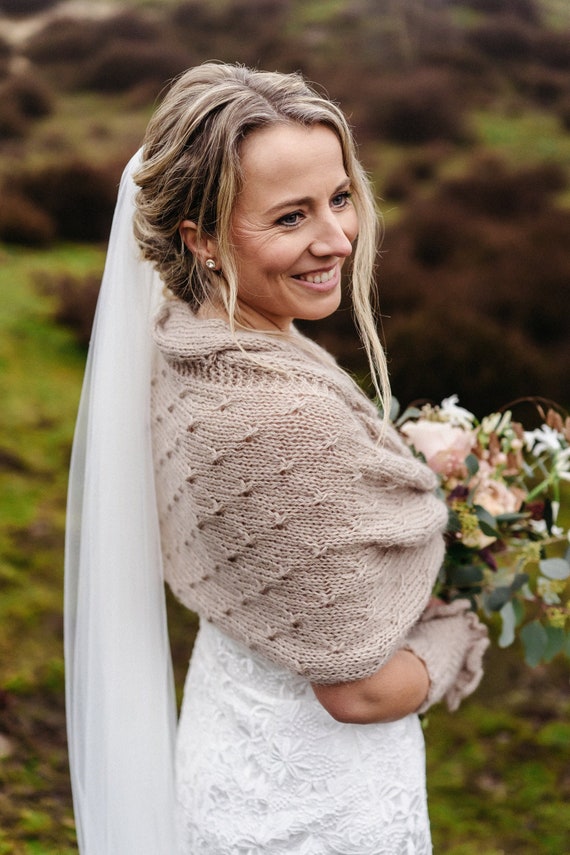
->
[150, 299, 457, 686]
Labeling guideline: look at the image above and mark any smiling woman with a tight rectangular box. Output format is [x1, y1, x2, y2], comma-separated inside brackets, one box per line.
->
[181, 123, 358, 330]
[65, 62, 488, 855]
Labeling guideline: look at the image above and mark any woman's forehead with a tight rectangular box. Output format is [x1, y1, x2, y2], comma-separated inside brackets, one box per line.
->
[236, 124, 348, 210]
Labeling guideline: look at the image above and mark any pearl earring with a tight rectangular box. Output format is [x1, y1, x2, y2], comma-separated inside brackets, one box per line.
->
[205, 258, 216, 270]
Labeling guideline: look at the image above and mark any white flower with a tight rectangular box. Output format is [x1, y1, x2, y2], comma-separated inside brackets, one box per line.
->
[524, 424, 565, 455]
[553, 446, 570, 481]
[481, 411, 512, 436]
[439, 395, 476, 429]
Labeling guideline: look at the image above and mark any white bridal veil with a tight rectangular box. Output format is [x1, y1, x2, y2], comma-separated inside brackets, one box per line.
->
[64, 151, 178, 853]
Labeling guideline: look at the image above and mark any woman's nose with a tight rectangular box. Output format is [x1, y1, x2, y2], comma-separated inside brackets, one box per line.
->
[310, 212, 354, 258]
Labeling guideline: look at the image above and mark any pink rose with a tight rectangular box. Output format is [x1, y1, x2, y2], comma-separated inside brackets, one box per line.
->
[401, 420, 475, 479]
[463, 475, 525, 548]
[472, 476, 524, 518]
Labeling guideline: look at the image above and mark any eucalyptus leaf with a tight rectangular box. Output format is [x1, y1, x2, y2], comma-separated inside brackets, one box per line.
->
[499, 601, 516, 648]
[448, 564, 484, 587]
[511, 573, 529, 592]
[495, 512, 528, 524]
[512, 598, 525, 626]
[544, 626, 566, 663]
[521, 621, 548, 667]
[447, 508, 462, 533]
[475, 505, 500, 538]
[395, 405, 422, 426]
[486, 585, 512, 612]
[539, 557, 570, 581]
[465, 453, 479, 477]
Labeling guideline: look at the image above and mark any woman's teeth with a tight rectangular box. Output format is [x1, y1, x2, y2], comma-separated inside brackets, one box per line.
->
[298, 268, 335, 285]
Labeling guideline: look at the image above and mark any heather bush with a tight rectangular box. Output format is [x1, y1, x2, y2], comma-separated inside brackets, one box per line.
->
[384, 308, 552, 415]
[0, 191, 55, 246]
[0, 73, 54, 120]
[0, 35, 11, 77]
[172, 0, 290, 70]
[77, 40, 191, 94]
[24, 17, 108, 65]
[14, 160, 120, 242]
[96, 10, 162, 44]
[0, 0, 58, 15]
[534, 29, 570, 71]
[514, 66, 570, 106]
[467, 17, 534, 64]
[24, 10, 161, 70]
[440, 156, 566, 219]
[35, 272, 100, 348]
[450, 0, 541, 25]
[558, 95, 570, 131]
[0, 96, 27, 139]
[362, 69, 468, 144]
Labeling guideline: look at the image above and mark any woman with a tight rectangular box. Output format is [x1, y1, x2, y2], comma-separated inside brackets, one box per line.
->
[65, 63, 488, 854]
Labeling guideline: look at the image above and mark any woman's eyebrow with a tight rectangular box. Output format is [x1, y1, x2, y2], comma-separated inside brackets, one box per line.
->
[264, 178, 351, 218]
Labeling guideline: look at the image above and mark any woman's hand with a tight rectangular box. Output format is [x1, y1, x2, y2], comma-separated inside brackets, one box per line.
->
[311, 650, 430, 724]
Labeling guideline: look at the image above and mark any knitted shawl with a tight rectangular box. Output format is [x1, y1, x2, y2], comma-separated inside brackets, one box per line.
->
[151, 299, 448, 685]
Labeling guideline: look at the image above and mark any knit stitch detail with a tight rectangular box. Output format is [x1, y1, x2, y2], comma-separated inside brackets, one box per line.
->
[151, 300, 448, 684]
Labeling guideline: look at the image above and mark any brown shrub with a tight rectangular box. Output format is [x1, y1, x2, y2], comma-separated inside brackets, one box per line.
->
[24, 18, 108, 65]
[467, 17, 534, 64]
[451, 0, 540, 25]
[77, 40, 191, 94]
[14, 160, 120, 242]
[384, 308, 552, 415]
[0, 34, 11, 74]
[0, 191, 55, 246]
[0, 97, 27, 139]
[558, 96, 570, 131]
[0, 0, 58, 15]
[0, 73, 54, 119]
[96, 10, 162, 44]
[363, 69, 468, 145]
[172, 0, 291, 69]
[440, 156, 566, 220]
[535, 30, 570, 71]
[514, 65, 570, 106]
[35, 272, 100, 348]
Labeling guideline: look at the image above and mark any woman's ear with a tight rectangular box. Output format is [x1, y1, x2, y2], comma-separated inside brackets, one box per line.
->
[179, 220, 219, 264]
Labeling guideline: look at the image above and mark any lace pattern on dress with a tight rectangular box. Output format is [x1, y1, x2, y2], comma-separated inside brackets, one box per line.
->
[175, 622, 433, 855]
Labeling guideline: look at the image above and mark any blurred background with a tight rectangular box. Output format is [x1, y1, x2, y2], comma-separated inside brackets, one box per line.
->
[0, 0, 569, 852]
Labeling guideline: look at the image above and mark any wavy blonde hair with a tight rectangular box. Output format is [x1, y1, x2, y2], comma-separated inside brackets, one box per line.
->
[133, 62, 390, 416]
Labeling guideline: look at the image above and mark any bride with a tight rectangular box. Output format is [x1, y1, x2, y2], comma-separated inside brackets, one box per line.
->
[65, 62, 488, 854]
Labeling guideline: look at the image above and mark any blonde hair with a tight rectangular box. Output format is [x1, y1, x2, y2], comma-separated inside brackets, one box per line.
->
[133, 62, 390, 418]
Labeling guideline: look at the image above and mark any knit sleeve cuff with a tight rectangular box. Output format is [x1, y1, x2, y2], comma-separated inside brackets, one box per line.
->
[403, 599, 490, 714]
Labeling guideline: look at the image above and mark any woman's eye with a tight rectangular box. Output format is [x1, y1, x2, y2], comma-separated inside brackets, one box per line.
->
[277, 211, 303, 227]
[331, 191, 352, 209]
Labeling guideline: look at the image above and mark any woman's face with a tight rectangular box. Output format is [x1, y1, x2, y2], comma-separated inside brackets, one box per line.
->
[230, 123, 358, 331]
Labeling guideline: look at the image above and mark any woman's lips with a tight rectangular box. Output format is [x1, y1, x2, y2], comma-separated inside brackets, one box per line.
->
[292, 264, 339, 291]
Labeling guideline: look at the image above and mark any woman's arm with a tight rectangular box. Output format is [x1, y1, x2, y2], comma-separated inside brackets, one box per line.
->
[311, 650, 430, 724]
[312, 599, 490, 724]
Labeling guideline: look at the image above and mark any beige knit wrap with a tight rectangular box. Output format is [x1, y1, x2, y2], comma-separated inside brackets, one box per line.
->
[151, 299, 449, 685]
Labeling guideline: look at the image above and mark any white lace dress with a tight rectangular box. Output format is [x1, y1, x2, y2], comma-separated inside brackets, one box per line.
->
[175, 622, 432, 854]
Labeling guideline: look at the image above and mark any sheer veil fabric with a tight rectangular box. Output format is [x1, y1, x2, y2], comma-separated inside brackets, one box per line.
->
[64, 151, 178, 853]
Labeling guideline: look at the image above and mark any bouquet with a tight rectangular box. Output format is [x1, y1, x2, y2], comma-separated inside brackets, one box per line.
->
[396, 396, 570, 666]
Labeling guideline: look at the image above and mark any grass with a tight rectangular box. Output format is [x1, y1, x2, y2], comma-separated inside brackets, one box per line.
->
[473, 107, 570, 168]
[0, 244, 100, 852]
